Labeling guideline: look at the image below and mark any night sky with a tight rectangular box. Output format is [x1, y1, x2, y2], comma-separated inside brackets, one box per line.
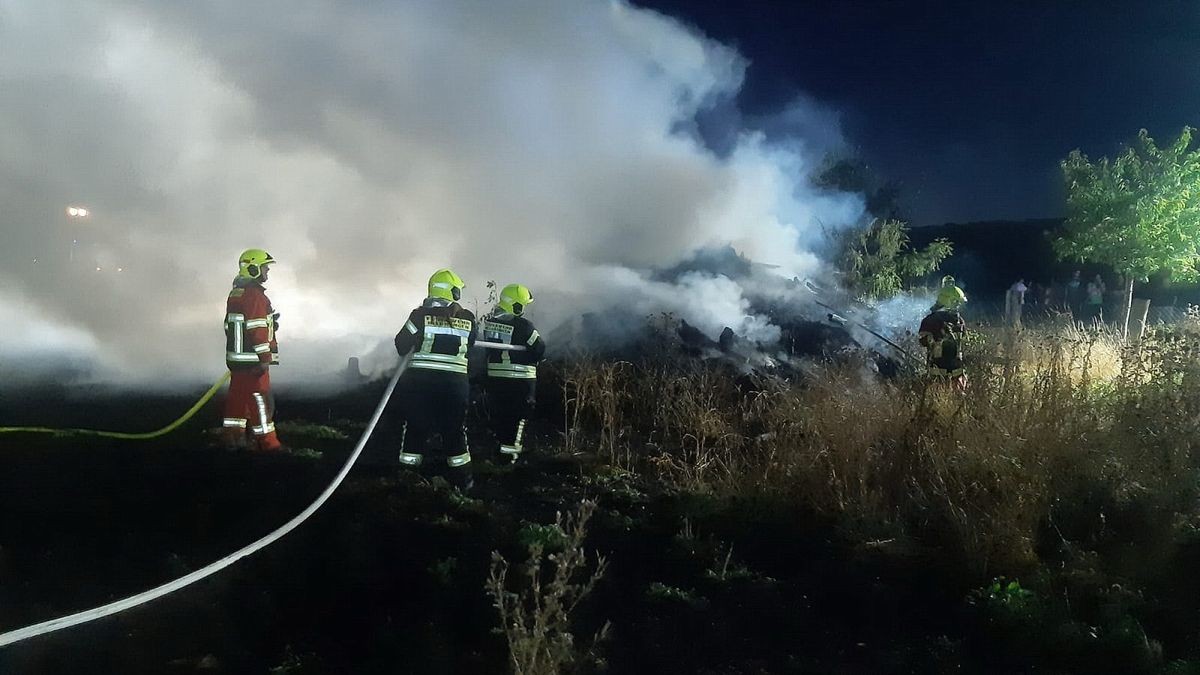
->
[637, 0, 1200, 225]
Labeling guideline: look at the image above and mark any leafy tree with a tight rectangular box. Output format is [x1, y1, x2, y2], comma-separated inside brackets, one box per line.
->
[814, 156, 904, 220]
[815, 157, 951, 300]
[1055, 128, 1200, 337]
[836, 218, 953, 301]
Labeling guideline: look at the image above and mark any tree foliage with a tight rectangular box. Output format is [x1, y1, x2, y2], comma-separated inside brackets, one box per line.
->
[815, 156, 951, 301]
[837, 218, 953, 301]
[814, 157, 904, 220]
[1055, 128, 1200, 283]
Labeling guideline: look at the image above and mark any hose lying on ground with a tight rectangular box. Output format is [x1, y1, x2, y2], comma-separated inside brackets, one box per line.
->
[0, 360, 406, 648]
[0, 372, 232, 439]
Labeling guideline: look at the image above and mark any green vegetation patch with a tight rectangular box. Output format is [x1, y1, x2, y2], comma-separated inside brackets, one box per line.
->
[646, 582, 708, 609]
[516, 521, 569, 553]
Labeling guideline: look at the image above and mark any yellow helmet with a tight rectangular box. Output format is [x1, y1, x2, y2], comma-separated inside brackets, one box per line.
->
[936, 284, 967, 309]
[428, 268, 465, 302]
[238, 248, 276, 280]
[497, 283, 533, 315]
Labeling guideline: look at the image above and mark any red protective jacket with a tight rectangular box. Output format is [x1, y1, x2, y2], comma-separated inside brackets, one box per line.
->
[225, 279, 278, 369]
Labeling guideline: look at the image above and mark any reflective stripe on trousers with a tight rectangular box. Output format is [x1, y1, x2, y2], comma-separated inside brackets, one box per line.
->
[398, 422, 423, 465]
[500, 419, 527, 456]
[252, 393, 274, 435]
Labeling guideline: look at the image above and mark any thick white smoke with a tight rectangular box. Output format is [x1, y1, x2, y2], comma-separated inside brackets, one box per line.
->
[0, 0, 863, 384]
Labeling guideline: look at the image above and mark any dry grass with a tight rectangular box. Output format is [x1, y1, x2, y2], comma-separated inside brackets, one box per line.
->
[562, 360, 634, 467]
[556, 317, 1200, 573]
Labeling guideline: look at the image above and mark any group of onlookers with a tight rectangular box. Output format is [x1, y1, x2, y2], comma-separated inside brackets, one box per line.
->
[1007, 270, 1109, 323]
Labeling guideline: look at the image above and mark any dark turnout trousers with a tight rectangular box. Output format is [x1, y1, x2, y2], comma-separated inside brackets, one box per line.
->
[484, 377, 535, 461]
[394, 368, 472, 480]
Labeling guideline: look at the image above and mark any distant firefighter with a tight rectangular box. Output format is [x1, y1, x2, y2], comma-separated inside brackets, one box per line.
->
[919, 277, 968, 390]
[222, 248, 284, 452]
[937, 275, 968, 309]
[481, 284, 546, 464]
[392, 269, 477, 489]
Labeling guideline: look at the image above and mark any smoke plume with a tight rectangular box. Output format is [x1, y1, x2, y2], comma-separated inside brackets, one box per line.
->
[0, 0, 864, 384]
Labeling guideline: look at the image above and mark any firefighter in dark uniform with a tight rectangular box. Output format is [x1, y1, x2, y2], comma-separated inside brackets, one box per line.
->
[481, 284, 546, 464]
[393, 268, 477, 488]
[919, 280, 968, 391]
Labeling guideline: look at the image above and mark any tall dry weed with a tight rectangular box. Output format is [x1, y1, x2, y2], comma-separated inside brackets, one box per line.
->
[487, 501, 611, 675]
[556, 321, 1200, 572]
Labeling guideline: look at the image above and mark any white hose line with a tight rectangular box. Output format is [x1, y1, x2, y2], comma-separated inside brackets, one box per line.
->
[474, 341, 526, 352]
[0, 361, 407, 649]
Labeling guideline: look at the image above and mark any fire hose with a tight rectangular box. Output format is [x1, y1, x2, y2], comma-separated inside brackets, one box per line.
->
[801, 279, 923, 366]
[813, 300, 922, 366]
[0, 372, 232, 439]
[474, 341, 525, 351]
[0, 342, 528, 647]
[0, 359, 407, 648]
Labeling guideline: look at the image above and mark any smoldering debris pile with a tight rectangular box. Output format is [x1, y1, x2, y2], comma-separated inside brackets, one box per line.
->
[681, 314, 904, 380]
[546, 246, 915, 381]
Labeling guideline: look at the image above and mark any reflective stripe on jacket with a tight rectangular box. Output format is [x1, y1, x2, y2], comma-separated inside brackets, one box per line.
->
[225, 280, 278, 368]
[395, 299, 476, 375]
[482, 313, 545, 379]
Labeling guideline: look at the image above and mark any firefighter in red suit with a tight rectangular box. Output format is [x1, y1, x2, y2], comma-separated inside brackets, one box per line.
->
[221, 248, 283, 452]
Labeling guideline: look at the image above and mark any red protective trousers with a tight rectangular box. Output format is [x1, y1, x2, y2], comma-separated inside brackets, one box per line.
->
[222, 368, 281, 451]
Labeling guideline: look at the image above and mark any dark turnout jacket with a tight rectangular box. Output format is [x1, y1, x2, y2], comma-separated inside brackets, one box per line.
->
[481, 313, 545, 379]
[395, 298, 477, 375]
[918, 308, 966, 377]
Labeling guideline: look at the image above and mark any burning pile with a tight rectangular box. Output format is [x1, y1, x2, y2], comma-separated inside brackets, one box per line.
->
[545, 246, 914, 381]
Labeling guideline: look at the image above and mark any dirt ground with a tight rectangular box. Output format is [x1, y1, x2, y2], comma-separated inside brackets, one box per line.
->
[0, 384, 1194, 674]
